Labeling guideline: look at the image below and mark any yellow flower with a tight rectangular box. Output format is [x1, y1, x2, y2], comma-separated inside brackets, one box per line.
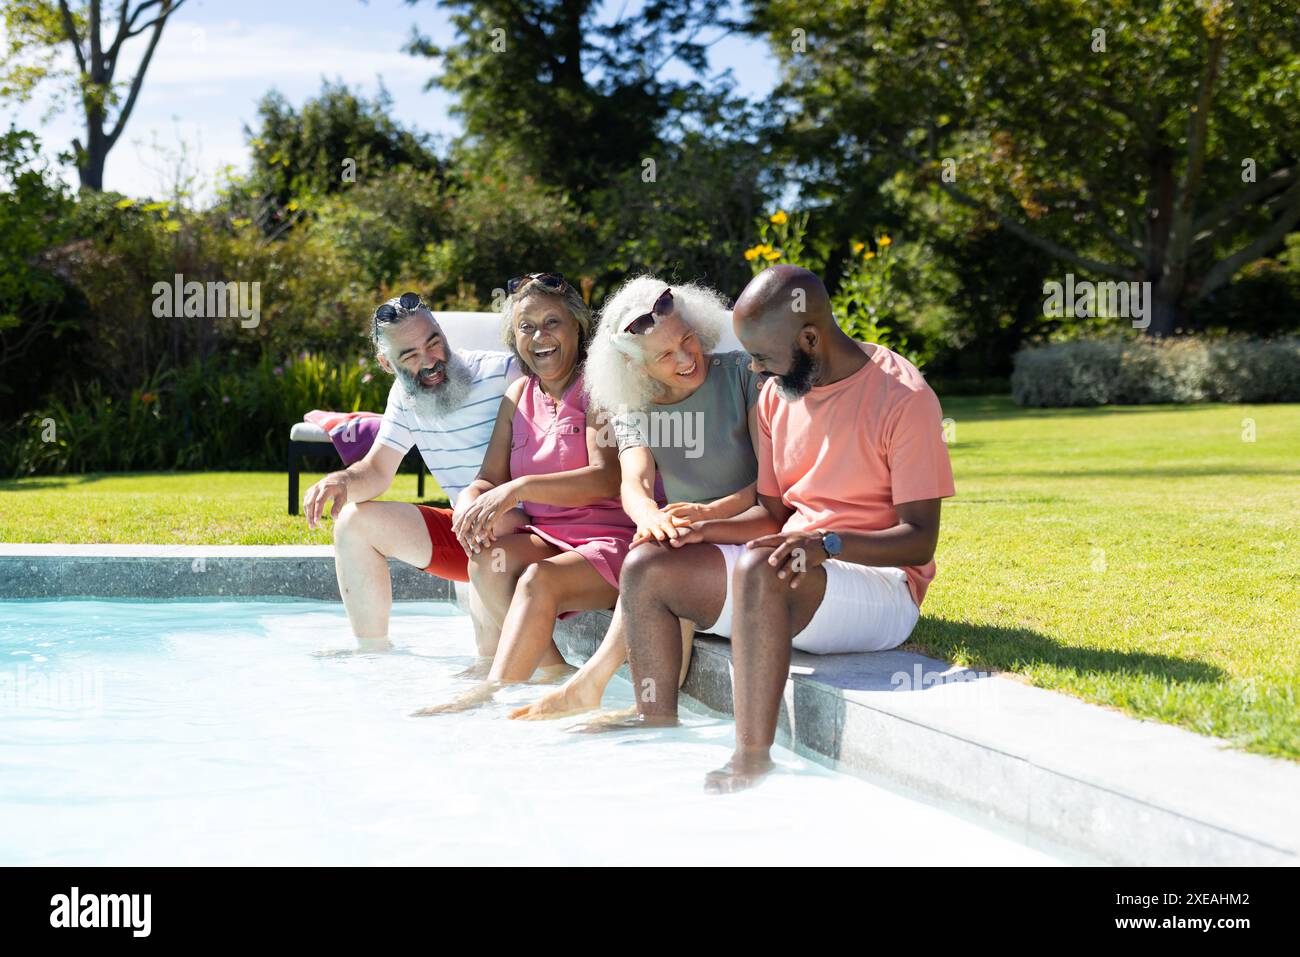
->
[744, 246, 760, 262]
[864, 250, 876, 260]
[763, 248, 781, 261]
[852, 241, 865, 254]
[769, 210, 788, 225]
[878, 235, 892, 247]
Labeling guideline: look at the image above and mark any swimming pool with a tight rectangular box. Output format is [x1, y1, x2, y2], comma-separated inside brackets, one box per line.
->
[0, 599, 1068, 865]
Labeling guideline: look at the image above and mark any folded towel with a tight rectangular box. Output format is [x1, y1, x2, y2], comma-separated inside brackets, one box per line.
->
[303, 410, 383, 466]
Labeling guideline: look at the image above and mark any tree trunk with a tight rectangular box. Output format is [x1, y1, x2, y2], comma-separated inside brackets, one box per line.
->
[78, 137, 107, 191]
[1147, 290, 1184, 337]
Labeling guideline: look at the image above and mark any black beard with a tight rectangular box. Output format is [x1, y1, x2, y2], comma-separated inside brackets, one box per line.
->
[776, 343, 819, 400]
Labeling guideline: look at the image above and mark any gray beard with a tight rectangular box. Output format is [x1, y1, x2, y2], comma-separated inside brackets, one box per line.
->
[397, 351, 475, 419]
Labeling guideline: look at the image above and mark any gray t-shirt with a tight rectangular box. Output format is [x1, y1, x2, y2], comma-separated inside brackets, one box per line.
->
[612, 351, 761, 504]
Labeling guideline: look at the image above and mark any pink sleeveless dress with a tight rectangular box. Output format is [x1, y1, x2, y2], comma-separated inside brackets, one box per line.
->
[509, 373, 636, 609]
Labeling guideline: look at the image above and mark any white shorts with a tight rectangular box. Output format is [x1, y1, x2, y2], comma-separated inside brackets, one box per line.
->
[703, 543, 920, 654]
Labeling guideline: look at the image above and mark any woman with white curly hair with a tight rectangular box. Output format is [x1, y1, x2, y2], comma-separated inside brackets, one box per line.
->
[510, 275, 764, 721]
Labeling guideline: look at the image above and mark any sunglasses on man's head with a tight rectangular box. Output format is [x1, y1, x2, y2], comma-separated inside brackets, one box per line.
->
[624, 288, 673, 335]
[374, 291, 425, 324]
[506, 272, 568, 296]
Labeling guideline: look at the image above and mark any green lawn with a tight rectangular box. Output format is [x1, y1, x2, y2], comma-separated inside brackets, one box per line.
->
[0, 469, 446, 545]
[2, 397, 1297, 760]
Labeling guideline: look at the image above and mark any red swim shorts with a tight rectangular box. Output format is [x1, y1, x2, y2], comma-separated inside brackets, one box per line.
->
[415, 505, 470, 582]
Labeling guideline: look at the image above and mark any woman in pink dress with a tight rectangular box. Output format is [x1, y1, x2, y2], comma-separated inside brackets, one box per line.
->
[415, 273, 635, 714]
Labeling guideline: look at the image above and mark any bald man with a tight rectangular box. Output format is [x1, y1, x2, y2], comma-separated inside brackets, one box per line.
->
[619, 265, 956, 792]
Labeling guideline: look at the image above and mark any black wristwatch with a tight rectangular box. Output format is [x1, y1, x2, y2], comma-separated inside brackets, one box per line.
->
[820, 531, 843, 558]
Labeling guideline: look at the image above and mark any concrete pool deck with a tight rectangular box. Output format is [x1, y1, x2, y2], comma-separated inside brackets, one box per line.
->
[3, 543, 1297, 866]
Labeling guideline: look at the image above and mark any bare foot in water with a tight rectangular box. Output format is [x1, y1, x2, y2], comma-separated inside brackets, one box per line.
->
[704, 750, 775, 794]
[313, 636, 395, 657]
[454, 657, 494, 679]
[411, 680, 499, 716]
[569, 711, 679, 734]
[509, 675, 602, 720]
[530, 663, 577, 684]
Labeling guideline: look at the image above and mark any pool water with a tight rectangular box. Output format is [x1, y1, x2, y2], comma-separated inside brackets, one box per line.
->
[0, 599, 1066, 865]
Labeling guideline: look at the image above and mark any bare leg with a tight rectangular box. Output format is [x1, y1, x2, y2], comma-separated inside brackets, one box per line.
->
[467, 532, 560, 633]
[415, 547, 617, 714]
[620, 543, 727, 724]
[510, 604, 696, 721]
[678, 619, 696, 687]
[490, 550, 618, 681]
[509, 601, 629, 719]
[464, 507, 532, 664]
[330, 501, 436, 652]
[459, 585, 498, 676]
[705, 546, 827, 794]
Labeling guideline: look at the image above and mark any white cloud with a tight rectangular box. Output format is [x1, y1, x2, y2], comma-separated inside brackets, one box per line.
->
[6, 14, 455, 199]
[143, 19, 436, 86]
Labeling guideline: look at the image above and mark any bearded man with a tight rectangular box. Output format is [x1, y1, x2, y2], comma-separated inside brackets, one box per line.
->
[303, 292, 524, 654]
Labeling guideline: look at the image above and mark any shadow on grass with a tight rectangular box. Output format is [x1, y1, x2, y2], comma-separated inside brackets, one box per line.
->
[906, 617, 1225, 686]
[784, 616, 1230, 769]
[0, 470, 241, 491]
[0, 473, 107, 491]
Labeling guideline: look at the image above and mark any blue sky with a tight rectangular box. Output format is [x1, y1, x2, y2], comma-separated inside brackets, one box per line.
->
[6, 0, 778, 199]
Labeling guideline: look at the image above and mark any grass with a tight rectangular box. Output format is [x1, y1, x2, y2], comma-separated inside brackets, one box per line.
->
[1, 397, 1297, 760]
[913, 397, 1299, 762]
[0, 469, 446, 545]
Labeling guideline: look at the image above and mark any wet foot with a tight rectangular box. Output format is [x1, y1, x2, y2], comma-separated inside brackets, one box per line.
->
[569, 710, 679, 735]
[530, 662, 578, 684]
[411, 680, 499, 716]
[453, 657, 494, 679]
[704, 751, 775, 794]
[509, 677, 603, 721]
[313, 636, 395, 657]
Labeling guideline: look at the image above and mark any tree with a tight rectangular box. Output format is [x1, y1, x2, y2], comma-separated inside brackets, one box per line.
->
[0, 0, 189, 190]
[588, 88, 778, 297]
[406, 0, 740, 199]
[245, 80, 442, 210]
[0, 128, 77, 414]
[750, 0, 1300, 335]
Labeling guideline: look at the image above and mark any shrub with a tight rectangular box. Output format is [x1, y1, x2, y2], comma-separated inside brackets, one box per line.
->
[1011, 336, 1300, 407]
[11, 351, 393, 474]
[312, 166, 449, 289]
[742, 210, 936, 368]
[0, 129, 77, 416]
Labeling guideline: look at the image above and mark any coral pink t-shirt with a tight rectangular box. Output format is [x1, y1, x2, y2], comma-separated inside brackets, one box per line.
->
[756, 342, 956, 607]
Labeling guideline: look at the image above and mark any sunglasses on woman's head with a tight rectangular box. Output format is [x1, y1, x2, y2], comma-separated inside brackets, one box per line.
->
[624, 288, 673, 335]
[506, 272, 568, 295]
[374, 291, 425, 324]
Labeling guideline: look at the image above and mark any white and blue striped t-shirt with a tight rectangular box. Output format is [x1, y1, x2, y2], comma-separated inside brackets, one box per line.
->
[375, 350, 518, 503]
